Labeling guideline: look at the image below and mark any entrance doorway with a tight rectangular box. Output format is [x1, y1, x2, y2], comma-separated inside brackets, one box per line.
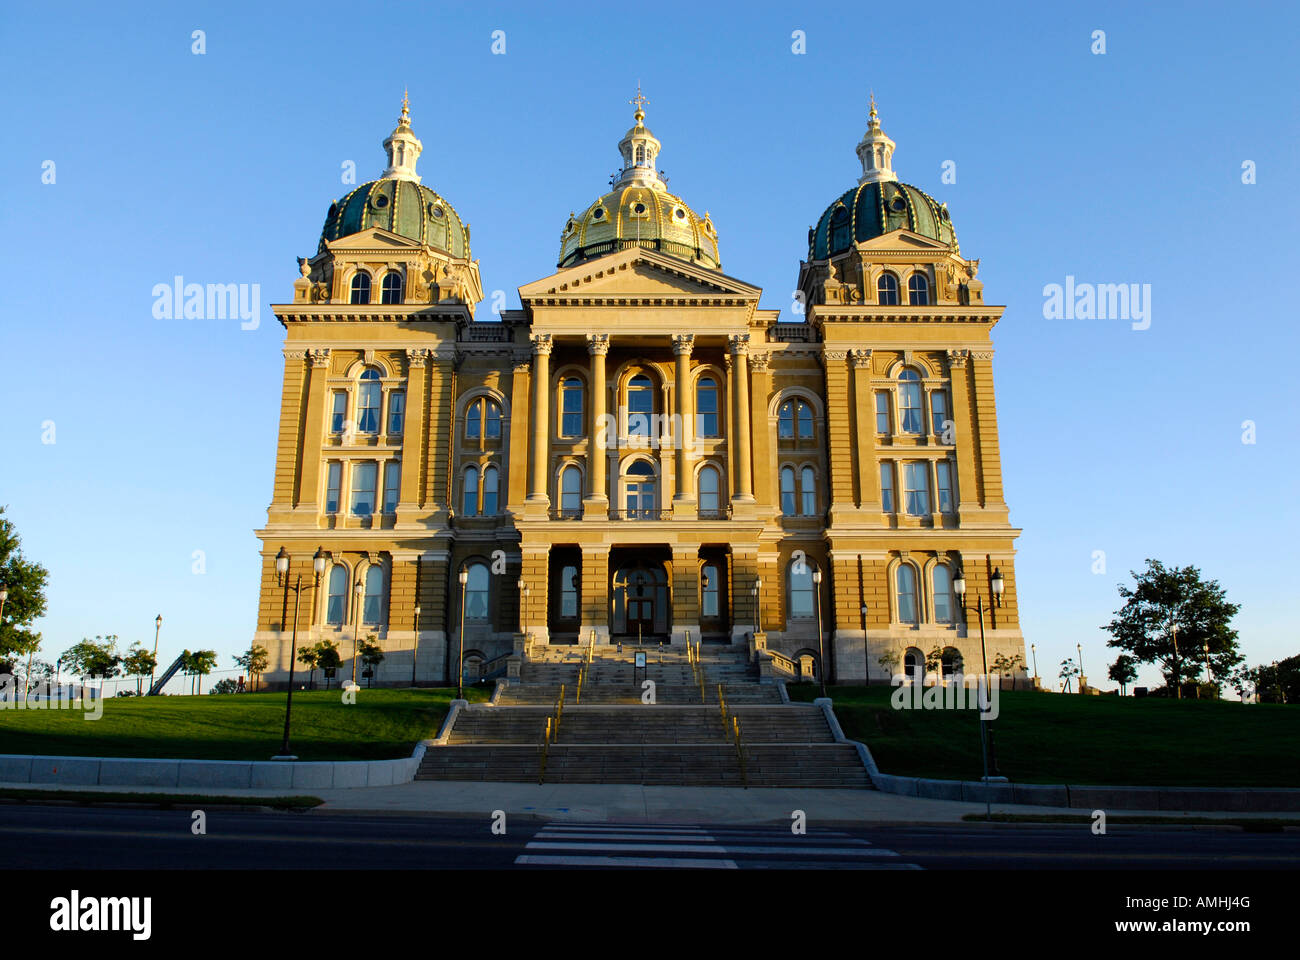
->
[611, 562, 669, 640]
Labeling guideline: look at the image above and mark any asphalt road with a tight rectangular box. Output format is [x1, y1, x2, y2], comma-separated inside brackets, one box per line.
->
[1, 804, 1297, 870]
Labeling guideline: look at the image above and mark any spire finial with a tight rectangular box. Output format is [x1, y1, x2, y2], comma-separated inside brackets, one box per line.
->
[630, 81, 649, 124]
[856, 92, 897, 185]
[869, 90, 878, 123]
[401, 89, 410, 120]
[382, 95, 423, 183]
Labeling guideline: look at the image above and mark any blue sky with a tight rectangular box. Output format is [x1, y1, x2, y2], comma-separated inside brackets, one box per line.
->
[1, 1, 1297, 691]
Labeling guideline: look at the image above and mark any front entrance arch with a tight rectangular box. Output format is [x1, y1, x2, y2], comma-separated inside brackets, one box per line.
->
[611, 562, 669, 640]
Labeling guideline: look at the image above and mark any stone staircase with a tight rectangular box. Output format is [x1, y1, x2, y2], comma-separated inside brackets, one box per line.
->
[416, 644, 871, 788]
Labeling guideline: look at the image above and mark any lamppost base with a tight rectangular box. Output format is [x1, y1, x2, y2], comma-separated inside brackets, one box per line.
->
[343, 682, 361, 692]
[270, 754, 298, 762]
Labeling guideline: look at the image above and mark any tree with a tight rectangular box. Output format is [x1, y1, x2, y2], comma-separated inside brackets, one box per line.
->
[0, 506, 50, 670]
[297, 645, 320, 689]
[60, 636, 122, 686]
[992, 653, 1025, 691]
[209, 678, 239, 695]
[121, 643, 158, 696]
[877, 648, 901, 683]
[188, 650, 218, 695]
[359, 636, 385, 688]
[1103, 559, 1243, 696]
[1253, 656, 1299, 705]
[925, 646, 944, 685]
[234, 644, 269, 692]
[1108, 654, 1138, 695]
[15, 658, 52, 702]
[315, 640, 341, 689]
[1059, 658, 1080, 693]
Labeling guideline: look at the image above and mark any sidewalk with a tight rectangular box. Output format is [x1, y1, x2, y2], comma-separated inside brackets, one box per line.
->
[3, 779, 1292, 825]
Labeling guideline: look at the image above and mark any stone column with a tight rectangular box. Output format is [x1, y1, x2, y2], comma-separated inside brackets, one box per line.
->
[397, 348, 428, 521]
[747, 351, 774, 508]
[672, 334, 696, 516]
[728, 335, 754, 502]
[851, 349, 881, 512]
[671, 546, 700, 645]
[945, 349, 980, 521]
[585, 334, 610, 516]
[527, 333, 553, 507]
[579, 545, 610, 644]
[506, 354, 532, 512]
[295, 348, 331, 511]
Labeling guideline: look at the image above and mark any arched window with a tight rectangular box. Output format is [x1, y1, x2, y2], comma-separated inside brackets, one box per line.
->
[933, 564, 954, 624]
[482, 465, 499, 515]
[898, 368, 923, 434]
[464, 563, 490, 620]
[349, 272, 371, 305]
[362, 565, 384, 625]
[778, 402, 795, 438]
[699, 465, 721, 515]
[904, 647, 924, 684]
[800, 466, 817, 516]
[627, 375, 653, 438]
[466, 401, 481, 438]
[465, 398, 502, 440]
[380, 271, 403, 305]
[697, 377, 719, 437]
[930, 390, 949, 438]
[829, 206, 850, 251]
[908, 273, 930, 306]
[778, 399, 814, 439]
[561, 377, 584, 437]
[326, 564, 348, 625]
[896, 564, 918, 624]
[798, 403, 813, 438]
[878, 272, 900, 306]
[780, 466, 797, 516]
[357, 368, 382, 434]
[625, 459, 656, 519]
[485, 400, 502, 438]
[701, 563, 720, 618]
[462, 465, 479, 517]
[635, 145, 646, 164]
[560, 464, 582, 513]
[560, 564, 579, 618]
[788, 560, 816, 618]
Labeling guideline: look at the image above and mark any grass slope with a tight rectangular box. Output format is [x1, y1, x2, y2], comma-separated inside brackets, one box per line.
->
[787, 684, 1300, 788]
[0, 687, 491, 762]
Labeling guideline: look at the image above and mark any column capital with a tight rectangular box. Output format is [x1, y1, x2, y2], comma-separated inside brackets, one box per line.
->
[306, 348, 331, 367]
[586, 333, 610, 356]
[405, 347, 431, 368]
[727, 333, 750, 356]
[530, 333, 554, 357]
[850, 348, 873, 370]
[671, 333, 695, 356]
[749, 351, 770, 372]
[945, 348, 970, 369]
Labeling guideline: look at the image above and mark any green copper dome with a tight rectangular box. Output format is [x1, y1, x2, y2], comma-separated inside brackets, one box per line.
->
[318, 179, 469, 258]
[810, 180, 956, 260]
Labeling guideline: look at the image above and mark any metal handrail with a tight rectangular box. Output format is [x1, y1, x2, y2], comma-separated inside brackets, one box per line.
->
[555, 683, 565, 737]
[539, 717, 552, 785]
[718, 683, 729, 742]
[576, 663, 585, 705]
[733, 716, 748, 789]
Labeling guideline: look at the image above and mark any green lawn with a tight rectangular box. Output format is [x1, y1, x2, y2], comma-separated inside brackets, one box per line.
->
[0, 687, 491, 762]
[788, 684, 1300, 788]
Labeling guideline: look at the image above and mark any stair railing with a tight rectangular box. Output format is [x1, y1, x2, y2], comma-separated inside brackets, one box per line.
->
[576, 662, 585, 705]
[733, 716, 748, 789]
[539, 716, 552, 785]
[554, 683, 566, 737]
[718, 683, 730, 742]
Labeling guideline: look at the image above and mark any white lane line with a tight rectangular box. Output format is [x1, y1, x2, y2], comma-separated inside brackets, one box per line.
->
[537, 825, 707, 833]
[515, 855, 738, 869]
[540, 832, 871, 847]
[539, 832, 720, 842]
[742, 860, 924, 871]
[525, 841, 899, 857]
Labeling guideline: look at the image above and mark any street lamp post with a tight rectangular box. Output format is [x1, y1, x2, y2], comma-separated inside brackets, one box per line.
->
[457, 568, 469, 700]
[1077, 643, 1085, 695]
[517, 578, 528, 635]
[861, 603, 869, 683]
[273, 546, 326, 759]
[1030, 642, 1038, 685]
[350, 579, 364, 688]
[752, 576, 763, 635]
[411, 604, 421, 687]
[812, 569, 827, 698]
[954, 566, 1004, 779]
[1202, 641, 1212, 696]
[0, 583, 7, 622]
[150, 614, 162, 692]
[1171, 616, 1181, 700]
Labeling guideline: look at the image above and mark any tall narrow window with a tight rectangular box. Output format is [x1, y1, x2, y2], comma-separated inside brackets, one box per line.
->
[908, 273, 930, 306]
[933, 564, 953, 624]
[357, 368, 382, 434]
[877, 272, 900, 305]
[697, 378, 719, 437]
[903, 462, 931, 516]
[797, 402, 814, 438]
[699, 465, 720, 514]
[880, 462, 895, 513]
[351, 462, 377, 516]
[561, 378, 583, 437]
[560, 565, 578, 618]
[387, 391, 405, 435]
[380, 271, 403, 305]
[930, 390, 949, 438]
[778, 402, 795, 438]
[780, 466, 797, 516]
[382, 461, 400, 513]
[875, 392, 890, 434]
[485, 401, 502, 438]
[325, 462, 342, 513]
[463, 466, 479, 517]
[896, 564, 918, 624]
[627, 375, 653, 438]
[466, 401, 481, 439]
[560, 464, 582, 513]
[800, 466, 817, 516]
[326, 564, 348, 625]
[936, 460, 954, 513]
[788, 562, 815, 618]
[331, 391, 347, 434]
[482, 465, 499, 515]
[465, 563, 489, 620]
[625, 460, 656, 518]
[701, 563, 720, 618]
[363, 565, 384, 625]
[349, 273, 371, 305]
[898, 369, 923, 434]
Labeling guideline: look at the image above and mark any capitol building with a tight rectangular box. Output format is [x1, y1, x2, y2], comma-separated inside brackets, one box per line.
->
[253, 92, 1027, 689]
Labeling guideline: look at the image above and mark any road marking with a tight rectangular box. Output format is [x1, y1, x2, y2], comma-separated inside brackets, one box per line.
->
[525, 841, 900, 857]
[515, 855, 738, 869]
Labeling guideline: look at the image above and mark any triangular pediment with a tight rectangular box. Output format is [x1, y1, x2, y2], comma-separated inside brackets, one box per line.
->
[326, 227, 424, 252]
[856, 229, 951, 252]
[519, 246, 762, 302]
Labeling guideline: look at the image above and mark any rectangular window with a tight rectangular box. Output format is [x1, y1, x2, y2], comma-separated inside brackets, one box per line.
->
[560, 565, 578, 619]
[880, 462, 894, 513]
[936, 460, 954, 513]
[330, 392, 347, 433]
[900, 384, 923, 434]
[351, 462, 378, 516]
[702, 564, 719, 618]
[875, 392, 890, 434]
[930, 390, 950, 438]
[903, 462, 931, 516]
[325, 462, 341, 513]
[383, 461, 401, 513]
[387, 391, 405, 435]
[697, 382, 719, 438]
[561, 382, 583, 437]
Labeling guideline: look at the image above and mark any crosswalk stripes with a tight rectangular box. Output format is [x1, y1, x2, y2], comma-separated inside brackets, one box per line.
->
[513, 821, 923, 870]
